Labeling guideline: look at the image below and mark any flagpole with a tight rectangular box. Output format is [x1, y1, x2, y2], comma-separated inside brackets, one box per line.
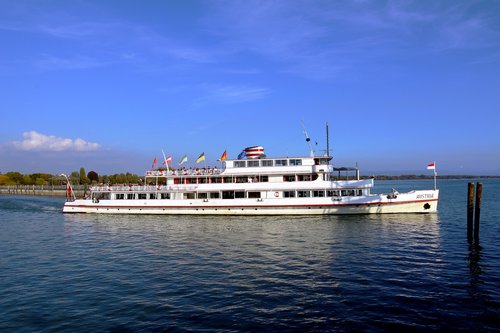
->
[162, 149, 170, 172]
[434, 161, 437, 191]
[60, 173, 76, 201]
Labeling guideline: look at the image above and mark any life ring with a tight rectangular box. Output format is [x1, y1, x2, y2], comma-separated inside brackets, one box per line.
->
[274, 192, 279, 197]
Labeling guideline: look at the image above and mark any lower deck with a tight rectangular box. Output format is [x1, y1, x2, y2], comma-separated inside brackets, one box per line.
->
[63, 190, 439, 215]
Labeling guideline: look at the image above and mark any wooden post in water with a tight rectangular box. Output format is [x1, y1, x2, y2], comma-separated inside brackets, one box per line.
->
[474, 182, 483, 241]
[467, 182, 475, 242]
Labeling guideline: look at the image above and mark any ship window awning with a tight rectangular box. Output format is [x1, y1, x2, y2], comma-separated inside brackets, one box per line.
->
[332, 167, 357, 171]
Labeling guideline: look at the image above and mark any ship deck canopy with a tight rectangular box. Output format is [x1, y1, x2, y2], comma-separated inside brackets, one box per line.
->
[332, 167, 357, 171]
[332, 166, 359, 180]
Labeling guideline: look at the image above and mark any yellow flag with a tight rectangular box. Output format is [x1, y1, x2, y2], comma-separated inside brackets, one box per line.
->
[196, 152, 205, 163]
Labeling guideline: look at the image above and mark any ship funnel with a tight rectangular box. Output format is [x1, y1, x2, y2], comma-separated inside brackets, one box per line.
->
[244, 146, 265, 159]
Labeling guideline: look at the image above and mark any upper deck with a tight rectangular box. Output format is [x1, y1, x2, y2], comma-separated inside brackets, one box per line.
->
[146, 156, 333, 178]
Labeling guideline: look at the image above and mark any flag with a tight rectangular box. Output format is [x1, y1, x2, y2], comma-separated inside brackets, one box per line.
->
[220, 150, 227, 161]
[178, 155, 187, 165]
[237, 151, 246, 159]
[427, 162, 436, 170]
[161, 150, 171, 165]
[66, 181, 72, 195]
[196, 152, 205, 163]
[152, 157, 157, 169]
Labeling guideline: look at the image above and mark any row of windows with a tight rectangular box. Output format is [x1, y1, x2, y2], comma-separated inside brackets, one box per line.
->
[234, 159, 303, 168]
[284, 189, 363, 198]
[174, 176, 269, 184]
[283, 174, 317, 182]
[172, 174, 321, 185]
[115, 193, 170, 200]
[113, 189, 363, 200]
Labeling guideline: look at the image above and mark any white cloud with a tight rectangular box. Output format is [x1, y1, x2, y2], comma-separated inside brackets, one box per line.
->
[11, 131, 101, 152]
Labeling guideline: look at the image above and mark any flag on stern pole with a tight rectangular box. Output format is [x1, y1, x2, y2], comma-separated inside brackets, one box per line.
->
[427, 162, 437, 190]
[220, 150, 227, 162]
[196, 152, 205, 164]
[179, 155, 188, 165]
[152, 157, 157, 169]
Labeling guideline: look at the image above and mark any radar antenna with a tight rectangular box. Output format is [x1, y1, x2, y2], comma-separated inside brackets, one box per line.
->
[301, 121, 314, 157]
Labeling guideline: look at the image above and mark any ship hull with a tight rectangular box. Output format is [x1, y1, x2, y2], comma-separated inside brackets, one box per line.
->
[63, 190, 439, 215]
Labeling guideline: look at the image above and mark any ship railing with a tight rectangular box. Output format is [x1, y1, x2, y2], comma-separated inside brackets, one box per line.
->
[145, 167, 223, 178]
[164, 185, 198, 192]
[90, 184, 159, 192]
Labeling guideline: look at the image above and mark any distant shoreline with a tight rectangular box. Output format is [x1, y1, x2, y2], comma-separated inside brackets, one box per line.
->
[363, 175, 500, 180]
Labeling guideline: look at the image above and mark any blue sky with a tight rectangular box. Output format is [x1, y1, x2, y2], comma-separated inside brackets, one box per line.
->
[1, 0, 499, 175]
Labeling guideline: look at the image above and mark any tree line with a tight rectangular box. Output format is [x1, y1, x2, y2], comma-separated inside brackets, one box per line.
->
[0, 167, 142, 186]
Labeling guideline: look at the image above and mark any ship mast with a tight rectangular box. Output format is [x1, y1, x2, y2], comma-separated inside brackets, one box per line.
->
[326, 122, 330, 157]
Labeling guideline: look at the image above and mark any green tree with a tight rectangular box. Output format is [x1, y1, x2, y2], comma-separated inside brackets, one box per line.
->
[21, 174, 33, 185]
[101, 175, 109, 184]
[6, 172, 23, 184]
[70, 171, 80, 184]
[79, 167, 90, 185]
[35, 178, 48, 186]
[0, 175, 16, 185]
[87, 171, 99, 184]
[32, 173, 51, 183]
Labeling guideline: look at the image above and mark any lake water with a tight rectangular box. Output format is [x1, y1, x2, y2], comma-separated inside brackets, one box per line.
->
[1, 179, 499, 332]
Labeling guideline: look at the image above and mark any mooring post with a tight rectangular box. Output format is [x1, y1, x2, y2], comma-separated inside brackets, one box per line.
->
[467, 182, 475, 242]
[474, 182, 483, 241]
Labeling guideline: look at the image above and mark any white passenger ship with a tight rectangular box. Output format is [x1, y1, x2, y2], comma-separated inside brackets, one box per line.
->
[62, 146, 439, 215]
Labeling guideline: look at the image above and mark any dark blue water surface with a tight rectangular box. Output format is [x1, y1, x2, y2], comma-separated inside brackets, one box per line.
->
[1, 179, 499, 332]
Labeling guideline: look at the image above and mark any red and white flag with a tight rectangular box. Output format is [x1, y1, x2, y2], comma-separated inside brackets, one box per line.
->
[164, 155, 172, 165]
[152, 157, 157, 169]
[427, 162, 436, 170]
